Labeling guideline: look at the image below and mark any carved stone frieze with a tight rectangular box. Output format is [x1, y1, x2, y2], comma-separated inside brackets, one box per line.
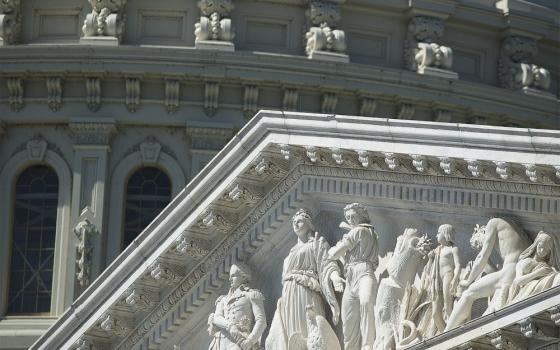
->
[97, 313, 130, 337]
[331, 147, 343, 164]
[86, 77, 102, 112]
[439, 157, 454, 175]
[125, 77, 140, 112]
[467, 159, 482, 177]
[82, 0, 126, 43]
[488, 330, 525, 350]
[223, 183, 263, 205]
[147, 260, 182, 285]
[164, 79, 180, 114]
[46, 77, 63, 112]
[7, 77, 23, 111]
[0, 0, 21, 45]
[69, 120, 117, 145]
[405, 16, 454, 76]
[397, 103, 415, 119]
[283, 88, 299, 111]
[243, 85, 259, 118]
[356, 150, 369, 168]
[173, 235, 210, 259]
[494, 161, 510, 180]
[197, 208, 237, 233]
[359, 97, 377, 118]
[498, 36, 550, 92]
[204, 81, 219, 116]
[321, 92, 338, 114]
[73, 337, 97, 350]
[194, 0, 234, 46]
[305, 146, 318, 163]
[75, 217, 98, 288]
[384, 152, 399, 170]
[246, 156, 288, 180]
[411, 154, 426, 172]
[548, 306, 560, 326]
[305, 0, 347, 59]
[120, 288, 154, 311]
[278, 143, 290, 160]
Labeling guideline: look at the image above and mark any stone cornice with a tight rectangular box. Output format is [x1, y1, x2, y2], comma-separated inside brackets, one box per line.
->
[0, 47, 557, 129]
[30, 111, 560, 350]
[68, 118, 117, 146]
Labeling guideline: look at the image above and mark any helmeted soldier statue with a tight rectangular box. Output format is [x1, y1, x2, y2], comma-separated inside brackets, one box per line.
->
[208, 263, 267, 350]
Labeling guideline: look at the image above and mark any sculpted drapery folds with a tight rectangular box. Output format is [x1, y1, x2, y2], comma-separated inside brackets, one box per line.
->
[208, 263, 267, 350]
[328, 203, 378, 350]
[507, 231, 560, 305]
[265, 209, 344, 350]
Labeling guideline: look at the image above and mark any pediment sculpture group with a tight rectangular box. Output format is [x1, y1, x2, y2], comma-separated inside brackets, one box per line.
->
[207, 204, 560, 350]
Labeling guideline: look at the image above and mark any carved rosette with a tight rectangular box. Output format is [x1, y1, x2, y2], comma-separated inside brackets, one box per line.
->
[405, 16, 453, 73]
[0, 0, 22, 45]
[305, 0, 346, 57]
[82, 0, 127, 42]
[498, 36, 551, 91]
[194, 0, 234, 43]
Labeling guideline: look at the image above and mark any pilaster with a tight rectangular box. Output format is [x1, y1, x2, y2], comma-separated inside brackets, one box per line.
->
[68, 118, 116, 296]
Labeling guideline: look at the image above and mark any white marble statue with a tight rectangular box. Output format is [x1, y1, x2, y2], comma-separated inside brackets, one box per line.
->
[328, 203, 378, 350]
[208, 263, 267, 350]
[431, 224, 461, 332]
[266, 209, 344, 350]
[374, 228, 431, 350]
[445, 218, 531, 331]
[507, 231, 560, 305]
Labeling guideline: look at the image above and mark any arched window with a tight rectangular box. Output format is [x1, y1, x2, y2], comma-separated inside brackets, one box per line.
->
[122, 167, 171, 249]
[7, 165, 59, 314]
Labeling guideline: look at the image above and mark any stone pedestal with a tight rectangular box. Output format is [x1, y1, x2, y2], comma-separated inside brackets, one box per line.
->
[195, 40, 235, 52]
[417, 66, 458, 80]
[308, 50, 349, 63]
[80, 36, 120, 46]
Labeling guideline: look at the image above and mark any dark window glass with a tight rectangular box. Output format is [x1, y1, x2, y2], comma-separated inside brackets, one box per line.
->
[122, 167, 171, 249]
[7, 165, 58, 314]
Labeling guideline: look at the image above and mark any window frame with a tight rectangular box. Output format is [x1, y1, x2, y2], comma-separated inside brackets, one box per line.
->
[0, 149, 73, 317]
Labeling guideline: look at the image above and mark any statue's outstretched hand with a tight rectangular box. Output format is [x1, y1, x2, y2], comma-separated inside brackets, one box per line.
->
[331, 274, 345, 292]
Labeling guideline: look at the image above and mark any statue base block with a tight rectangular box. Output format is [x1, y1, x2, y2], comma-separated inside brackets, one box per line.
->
[417, 67, 458, 80]
[80, 36, 120, 46]
[195, 40, 235, 52]
[308, 50, 349, 63]
[521, 87, 556, 100]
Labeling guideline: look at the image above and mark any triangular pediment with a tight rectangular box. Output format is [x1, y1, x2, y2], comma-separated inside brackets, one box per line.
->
[32, 111, 560, 350]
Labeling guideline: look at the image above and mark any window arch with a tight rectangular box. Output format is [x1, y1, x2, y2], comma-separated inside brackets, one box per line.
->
[7, 165, 59, 314]
[122, 167, 172, 249]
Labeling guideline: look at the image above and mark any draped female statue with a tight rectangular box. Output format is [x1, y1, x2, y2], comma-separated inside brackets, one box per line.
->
[507, 231, 560, 305]
[265, 209, 344, 350]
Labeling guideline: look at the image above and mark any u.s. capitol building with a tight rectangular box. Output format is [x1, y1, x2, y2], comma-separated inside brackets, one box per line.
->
[0, 0, 559, 349]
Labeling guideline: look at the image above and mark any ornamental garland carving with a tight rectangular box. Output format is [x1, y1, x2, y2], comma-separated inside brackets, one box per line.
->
[0, 0, 21, 45]
[498, 36, 551, 91]
[82, 0, 127, 42]
[404, 16, 453, 73]
[74, 217, 98, 288]
[194, 0, 234, 43]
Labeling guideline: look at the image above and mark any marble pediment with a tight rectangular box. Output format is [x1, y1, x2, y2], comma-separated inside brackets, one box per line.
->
[31, 111, 560, 350]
